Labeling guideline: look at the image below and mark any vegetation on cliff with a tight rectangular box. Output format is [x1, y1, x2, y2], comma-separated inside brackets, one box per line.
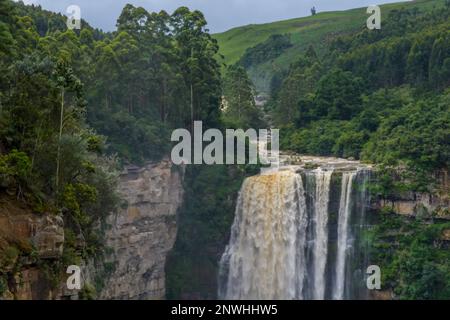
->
[268, 4, 450, 188]
[367, 211, 450, 299]
[0, 0, 225, 298]
[0, 0, 120, 298]
[214, 0, 449, 92]
[215, 0, 450, 299]
[0, 0, 449, 300]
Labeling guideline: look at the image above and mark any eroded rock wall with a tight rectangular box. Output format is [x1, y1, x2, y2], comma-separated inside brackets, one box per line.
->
[100, 160, 183, 300]
[0, 200, 65, 300]
[0, 159, 183, 300]
[372, 169, 449, 219]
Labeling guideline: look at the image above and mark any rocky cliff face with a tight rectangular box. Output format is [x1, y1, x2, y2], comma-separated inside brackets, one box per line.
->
[0, 159, 183, 300]
[0, 199, 65, 300]
[373, 169, 449, 219]
[99, 160, 183, 300]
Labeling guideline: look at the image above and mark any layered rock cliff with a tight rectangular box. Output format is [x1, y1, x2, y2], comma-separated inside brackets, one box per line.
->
[373, 169, 449, 219]
[0, 159, 183, 300]
[0, 199, 64, 299]
[99, 160, 183, 300]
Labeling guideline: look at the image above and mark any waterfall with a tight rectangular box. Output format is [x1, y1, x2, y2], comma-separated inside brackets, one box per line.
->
[333, 172, 356, 300]
[219, 165, 371, 300]
[219, 170, 307, 299]
[311, 169, 333, 300]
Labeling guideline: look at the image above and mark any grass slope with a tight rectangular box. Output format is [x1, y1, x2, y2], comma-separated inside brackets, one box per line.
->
[214, 0, 445, 92]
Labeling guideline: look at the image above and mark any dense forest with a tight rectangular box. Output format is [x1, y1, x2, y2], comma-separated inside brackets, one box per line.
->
[246, 3, 450, 300]
[171, 1, 450, 299]
[170, 1, 450, 300]
[265, 4, 450, 185]
[0, 0, 449, 300]
[0, 0, 255, 298]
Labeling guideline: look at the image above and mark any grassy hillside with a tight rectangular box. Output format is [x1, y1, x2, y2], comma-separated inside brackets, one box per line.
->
[214, 0, 446, 92]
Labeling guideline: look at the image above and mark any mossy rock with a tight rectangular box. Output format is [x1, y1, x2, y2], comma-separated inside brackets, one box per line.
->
[415, 203, 430, 219]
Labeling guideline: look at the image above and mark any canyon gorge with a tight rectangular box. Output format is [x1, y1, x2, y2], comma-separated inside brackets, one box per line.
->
[1, 155, 448, 300]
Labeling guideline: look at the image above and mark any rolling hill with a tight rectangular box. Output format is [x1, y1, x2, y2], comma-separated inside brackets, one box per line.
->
[213, 0, 446, 93]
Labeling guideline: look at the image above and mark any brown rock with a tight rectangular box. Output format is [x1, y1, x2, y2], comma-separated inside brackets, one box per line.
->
[0, 198, 65, 300]
[31, 215, 64, 259]
[441, 229, 450, 241]
[369, 289, 394, 300]
[99, 159, 184, 300]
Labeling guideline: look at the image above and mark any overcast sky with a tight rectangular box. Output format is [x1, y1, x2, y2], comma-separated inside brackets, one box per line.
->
[16, 0, 410, 33]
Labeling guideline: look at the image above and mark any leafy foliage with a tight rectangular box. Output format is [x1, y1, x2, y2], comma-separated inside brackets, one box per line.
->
[271, 5, 449, 183]
[268, 4, 450, 300]
[166, 164, 259, 299]
[239, 34, 292, 69]
[0, 0, 229, 299]
[222, 65, 264, 128]
[369, 213, 450, 299]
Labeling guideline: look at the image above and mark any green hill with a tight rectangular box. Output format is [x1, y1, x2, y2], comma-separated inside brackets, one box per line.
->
[214, 0, 445, 93]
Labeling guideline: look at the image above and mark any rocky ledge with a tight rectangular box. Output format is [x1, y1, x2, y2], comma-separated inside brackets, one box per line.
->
[373, 169, 449, 219]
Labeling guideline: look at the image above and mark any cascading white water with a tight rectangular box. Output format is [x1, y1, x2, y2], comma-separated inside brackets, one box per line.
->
[294, 174, 309, 300]
[219, 170, 307, 299]
[311, 169, 333, 300]
[333, 172, 356, 300]
[219, 163, 370, 300]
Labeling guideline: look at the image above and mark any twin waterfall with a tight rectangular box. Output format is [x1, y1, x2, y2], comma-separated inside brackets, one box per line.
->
[219, 162, 370, 300]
